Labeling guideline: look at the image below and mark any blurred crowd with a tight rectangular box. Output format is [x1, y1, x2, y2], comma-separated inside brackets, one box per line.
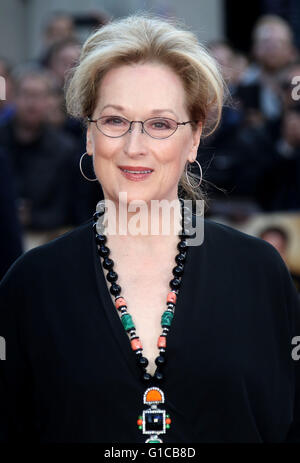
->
[0, 11, 300, 287]
[203, 14, 300, 218]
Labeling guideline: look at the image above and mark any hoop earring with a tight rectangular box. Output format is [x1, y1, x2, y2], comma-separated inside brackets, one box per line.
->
[79, 152, 98, 182]
[185, 158, 202, 188]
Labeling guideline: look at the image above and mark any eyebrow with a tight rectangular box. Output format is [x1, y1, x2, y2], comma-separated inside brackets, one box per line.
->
[100, 104, 179, 119]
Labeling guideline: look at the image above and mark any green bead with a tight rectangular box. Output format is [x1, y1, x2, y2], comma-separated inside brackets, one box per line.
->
[148, 439, 161, 443]
[166, 414, 170, 418]
[138, 415, 143, 419]
[166, 424, 170, 429]
[121, 313, 135, 331]
[161, 310, 174, 327]
[138, 425, 143, 429]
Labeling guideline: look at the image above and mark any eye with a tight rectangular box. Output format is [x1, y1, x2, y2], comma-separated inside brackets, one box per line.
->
[101, 116, 127, 125]
[149, 118, 172, 130]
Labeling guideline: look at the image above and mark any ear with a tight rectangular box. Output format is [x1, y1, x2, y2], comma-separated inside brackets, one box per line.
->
[188, 121, 202, 163]
[86, 123, 93, 156]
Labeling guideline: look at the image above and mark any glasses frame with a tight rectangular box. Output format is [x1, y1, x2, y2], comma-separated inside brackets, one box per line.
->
[87, 115, 198, 139]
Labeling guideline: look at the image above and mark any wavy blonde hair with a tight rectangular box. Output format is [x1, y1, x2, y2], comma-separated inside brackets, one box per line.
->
[65, 13, 226, 204]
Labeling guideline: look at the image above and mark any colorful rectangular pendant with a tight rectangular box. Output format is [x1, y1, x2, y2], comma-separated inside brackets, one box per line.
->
[137, 386, 171, 443]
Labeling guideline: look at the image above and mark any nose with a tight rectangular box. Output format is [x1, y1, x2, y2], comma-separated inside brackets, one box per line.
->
[128, 121, 144, 134]
[124, 121, 147, 156]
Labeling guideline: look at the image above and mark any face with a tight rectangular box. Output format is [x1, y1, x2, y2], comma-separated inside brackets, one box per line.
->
[50, 44, 81, 85]
[46, 17, 74, 46]
[261, 231, 287, 258]
[16, 76, 51, 128]
[86, 62, 202, 207]
[253, 24, 294, 71]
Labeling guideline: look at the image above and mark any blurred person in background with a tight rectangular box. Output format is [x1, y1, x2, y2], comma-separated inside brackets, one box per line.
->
[201, 40, 272, 217]
[39, 11, 76, 67]
[0, 58, 16, 125]
[259, 225, 300, 294]
[238, 15, 297, 128]
[44, 38, 103, 224]
[257, 101, 300, 211]
[45, 38, 81, 88]
[0, 66, 78, 243]
[0, 147, 23, 281]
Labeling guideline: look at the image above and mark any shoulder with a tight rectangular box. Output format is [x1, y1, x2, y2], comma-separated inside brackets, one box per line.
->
[203, 217, 282, 266]
[202, 218, 300, 331]
[0, 218, 94, 289]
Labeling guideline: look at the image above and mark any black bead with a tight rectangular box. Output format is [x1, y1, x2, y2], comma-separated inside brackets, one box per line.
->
[178, 230, 189, 240]
[106, 270, 118, 283]
[175, 252, 186, 264]
[103, 257, 114, 270]
[177, 240, 188, 252]
[138, 356, 149, 368]
[142, 372, 152, 382]
[154, 370, 163, 381]
[155, 355, 166, 367]
[172, 264, 184, 277]
[110, 283, 121, 296]
[98, 245, 110, 258]
[95, 233, 107, 245]
[170, 278, 181, 290]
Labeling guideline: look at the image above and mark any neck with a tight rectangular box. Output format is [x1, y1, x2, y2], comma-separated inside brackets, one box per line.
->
[99, 196, 183, 248]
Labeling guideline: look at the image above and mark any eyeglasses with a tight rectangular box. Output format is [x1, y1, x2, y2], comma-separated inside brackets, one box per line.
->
[87, 115, 198, 139]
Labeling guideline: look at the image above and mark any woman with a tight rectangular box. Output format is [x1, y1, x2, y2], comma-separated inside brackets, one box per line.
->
[0, 14, 300, 443]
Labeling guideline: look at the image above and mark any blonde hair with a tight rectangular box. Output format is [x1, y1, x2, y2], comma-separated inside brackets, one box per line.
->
[65, 13, 226, 205]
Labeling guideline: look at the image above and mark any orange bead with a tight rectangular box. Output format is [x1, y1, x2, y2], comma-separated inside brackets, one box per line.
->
[131, 338, 142, 351]
[167, 292, 177, 304]
[166, 418, 171, 424]
[115, 297, 127, 309]
[146, 389, 163, 403]
[137, 419, 143, 426]
[157, 336, 166, 348]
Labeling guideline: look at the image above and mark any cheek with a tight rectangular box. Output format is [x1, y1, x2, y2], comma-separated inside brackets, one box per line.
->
[162, 138, 190, 169]
[92, 133, 121, 160]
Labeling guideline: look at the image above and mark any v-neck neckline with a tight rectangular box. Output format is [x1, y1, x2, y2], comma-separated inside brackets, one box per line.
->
[90, 217, 196, 381]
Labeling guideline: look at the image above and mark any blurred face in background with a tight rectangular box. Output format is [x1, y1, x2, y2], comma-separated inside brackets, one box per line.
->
[86, 62, 202, 207]
[15, 75, 51, 129]
[261, 230, 287, 260]
[253, 22, 295, 72]
[49, 43, 81, 86]
[210, 43, 236, 84]
[45, 15, 75, 47]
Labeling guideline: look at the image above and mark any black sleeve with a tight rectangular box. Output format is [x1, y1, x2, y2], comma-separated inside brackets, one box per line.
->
[0, 256, 37, 442]
[282, 258, 300, 442]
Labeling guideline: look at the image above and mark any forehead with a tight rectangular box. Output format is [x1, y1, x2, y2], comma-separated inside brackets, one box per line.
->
[97, 62, 187, 113]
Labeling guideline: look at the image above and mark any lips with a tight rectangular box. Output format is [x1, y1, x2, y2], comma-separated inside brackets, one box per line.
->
[119, 167, 154, 182]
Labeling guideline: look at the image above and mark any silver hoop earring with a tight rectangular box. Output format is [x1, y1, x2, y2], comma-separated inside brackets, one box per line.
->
[185, 158, 202, 188]
[79, 152, 98, 182]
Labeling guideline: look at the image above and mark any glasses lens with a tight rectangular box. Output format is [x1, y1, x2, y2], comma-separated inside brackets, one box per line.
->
[96, 116, 130, 137]
[144, 117, 178, 138]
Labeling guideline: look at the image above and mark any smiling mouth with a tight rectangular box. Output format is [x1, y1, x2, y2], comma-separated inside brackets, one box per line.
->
[120, 168, 153, 174]
[118, 167, 154, 181]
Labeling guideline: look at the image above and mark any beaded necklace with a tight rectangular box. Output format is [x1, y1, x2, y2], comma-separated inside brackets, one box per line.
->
[92, 198, 189, 443]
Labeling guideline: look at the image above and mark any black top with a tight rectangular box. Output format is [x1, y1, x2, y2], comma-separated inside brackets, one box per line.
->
[0, 217, 300, 443]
